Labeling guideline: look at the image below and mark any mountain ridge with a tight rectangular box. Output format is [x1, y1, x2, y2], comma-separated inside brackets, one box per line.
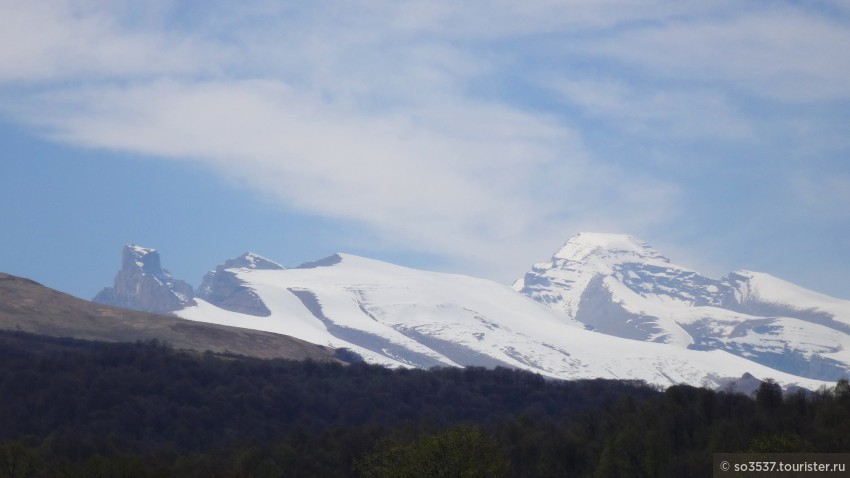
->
[89, 235, 850, 388]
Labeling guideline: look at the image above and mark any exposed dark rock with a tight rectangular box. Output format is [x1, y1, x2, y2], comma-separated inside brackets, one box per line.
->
[296, 253, 343, 269]
[93, 245, 196, 314]
[198, 252, 283, 317]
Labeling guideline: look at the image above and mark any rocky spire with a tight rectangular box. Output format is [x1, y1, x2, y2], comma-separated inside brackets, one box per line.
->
[93, 244, 196, 314]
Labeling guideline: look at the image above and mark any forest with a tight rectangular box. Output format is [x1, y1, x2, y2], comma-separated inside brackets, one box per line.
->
[1, 330, 849, 477]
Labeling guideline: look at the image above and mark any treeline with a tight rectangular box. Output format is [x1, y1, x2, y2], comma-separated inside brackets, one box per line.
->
[0, 330, 848, 477]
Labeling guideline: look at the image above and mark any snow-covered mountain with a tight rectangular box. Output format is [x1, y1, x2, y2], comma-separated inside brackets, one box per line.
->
[171, 251, 830, 389]
[92, 236, 850, 390]
[514, 233, 850, 381]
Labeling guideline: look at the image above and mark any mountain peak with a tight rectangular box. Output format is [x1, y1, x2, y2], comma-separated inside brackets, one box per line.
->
[122, 244, 164, 275]
[95, 244, 195, 314]
[197, 252, 284, 317]
[127, 244, 156, 256]
[515, 232, 687, 323]
[220, 252, 285, 271]
[516, 233, 850, 381]
[553, 232, 668, 264]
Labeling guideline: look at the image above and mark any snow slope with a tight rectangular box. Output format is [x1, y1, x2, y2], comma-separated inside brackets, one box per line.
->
[726, 270, 850, 328]
[176, 252, 830, 389]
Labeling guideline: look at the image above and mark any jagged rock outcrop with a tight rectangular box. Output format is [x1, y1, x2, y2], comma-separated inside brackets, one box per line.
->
[93, 245, 195, 314]
[198, 252, 284, 317]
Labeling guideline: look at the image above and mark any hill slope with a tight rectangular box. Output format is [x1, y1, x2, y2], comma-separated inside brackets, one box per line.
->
[0, 272, 339, 361]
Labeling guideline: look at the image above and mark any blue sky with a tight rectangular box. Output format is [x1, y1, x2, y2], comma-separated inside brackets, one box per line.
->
[1, 0, 849, 300]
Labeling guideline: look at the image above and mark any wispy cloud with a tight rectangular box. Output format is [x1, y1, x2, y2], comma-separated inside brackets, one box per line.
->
[583, 7, 850, 101]
[1, 0, 848, 284]
[31, 75, 675, 278]
[0, 0, 220, 82]
[545, 79, 753, 140]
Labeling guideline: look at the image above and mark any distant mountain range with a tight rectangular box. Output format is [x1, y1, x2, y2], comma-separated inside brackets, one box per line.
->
[89, 234, 850, 389]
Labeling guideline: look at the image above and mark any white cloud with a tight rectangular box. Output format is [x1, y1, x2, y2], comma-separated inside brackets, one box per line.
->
[26, 76, 678, 279]
[0, 0, 219, 82]
[585, 8, 850, 101]
[2, 0, 847, 283]
[546, 79, 753, 140]
[349, 0, 737, 39]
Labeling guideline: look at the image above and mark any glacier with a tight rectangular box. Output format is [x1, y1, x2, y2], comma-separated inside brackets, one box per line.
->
[172, 247, 839, 390]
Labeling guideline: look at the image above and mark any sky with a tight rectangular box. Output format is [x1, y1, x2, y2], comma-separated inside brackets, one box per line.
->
[1, 0, 849, 301]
